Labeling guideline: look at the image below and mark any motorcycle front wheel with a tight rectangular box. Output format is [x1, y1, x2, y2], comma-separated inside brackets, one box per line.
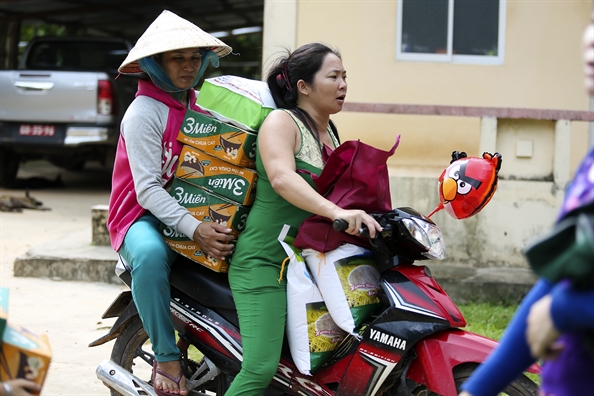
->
[406, 363, 539, 396]
[110, 315, 228, 396]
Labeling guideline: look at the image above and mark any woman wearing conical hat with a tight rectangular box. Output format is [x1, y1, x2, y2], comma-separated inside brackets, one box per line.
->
[106, 10, 233, 396]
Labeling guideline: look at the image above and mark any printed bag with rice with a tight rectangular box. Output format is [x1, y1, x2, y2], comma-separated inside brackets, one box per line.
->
[278, 225, 347, 376]
[293, 139, 399, 335]
[301, 244, 381, 335]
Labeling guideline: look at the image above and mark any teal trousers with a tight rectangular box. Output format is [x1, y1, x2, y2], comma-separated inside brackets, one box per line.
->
[119, 213, 180, 363]
[226, 262, 287, 395]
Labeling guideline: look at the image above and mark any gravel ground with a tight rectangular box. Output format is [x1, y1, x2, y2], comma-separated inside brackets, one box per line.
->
[0, 160, 125, 395]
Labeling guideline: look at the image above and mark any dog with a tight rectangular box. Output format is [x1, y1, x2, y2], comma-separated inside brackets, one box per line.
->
[0, 190, 50, 212]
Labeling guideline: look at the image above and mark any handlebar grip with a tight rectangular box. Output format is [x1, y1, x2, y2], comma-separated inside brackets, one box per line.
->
[333, 219, 349, 232]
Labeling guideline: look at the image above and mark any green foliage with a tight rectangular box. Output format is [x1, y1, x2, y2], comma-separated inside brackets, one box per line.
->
[201, 32, 263, 84]
[188, 344, 204, 362]
[18, 22, 75, 60]
[458, 302, 518, 341]
[460, 302, 542, 386]
[20, 23, 69, 42]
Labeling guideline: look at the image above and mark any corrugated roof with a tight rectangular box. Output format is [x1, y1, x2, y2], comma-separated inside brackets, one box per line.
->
[0, 0, 264, 42]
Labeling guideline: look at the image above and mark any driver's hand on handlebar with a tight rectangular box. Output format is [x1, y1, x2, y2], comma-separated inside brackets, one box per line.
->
[192, 222, 235, 260]
[458, 392, 473, 396]
[334, 209, 382, 238]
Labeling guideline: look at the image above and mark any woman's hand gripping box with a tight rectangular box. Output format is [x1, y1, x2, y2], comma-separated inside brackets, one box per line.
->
[160, 178, 251, 272]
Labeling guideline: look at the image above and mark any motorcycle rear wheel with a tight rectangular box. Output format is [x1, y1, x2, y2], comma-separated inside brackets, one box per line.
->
[409, 362, 539, 396]
[110, 315, 228, 396]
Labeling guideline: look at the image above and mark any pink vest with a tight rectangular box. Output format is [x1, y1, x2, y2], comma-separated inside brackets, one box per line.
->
[107, 79, 207, 251]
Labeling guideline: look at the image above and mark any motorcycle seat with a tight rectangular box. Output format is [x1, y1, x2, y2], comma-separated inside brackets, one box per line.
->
[169, 257, 239, 327]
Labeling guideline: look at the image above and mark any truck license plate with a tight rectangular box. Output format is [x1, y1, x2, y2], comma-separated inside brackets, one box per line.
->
[19, 124, 56, 137]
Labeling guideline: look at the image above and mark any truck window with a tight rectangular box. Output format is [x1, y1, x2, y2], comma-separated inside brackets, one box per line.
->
[26, 41, 129, 71]
[28, 43, 59, 69]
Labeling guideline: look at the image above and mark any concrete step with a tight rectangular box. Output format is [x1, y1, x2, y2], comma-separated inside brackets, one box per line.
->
[13, 233, 538, 304]
[427, 263, 538, 305]
[13, 231, 120, 284]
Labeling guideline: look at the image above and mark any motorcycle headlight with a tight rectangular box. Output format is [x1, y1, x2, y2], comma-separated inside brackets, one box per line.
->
[402, 217, 446, 260]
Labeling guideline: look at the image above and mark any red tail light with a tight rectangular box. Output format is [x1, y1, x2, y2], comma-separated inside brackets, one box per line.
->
[97, 80, 115, 115]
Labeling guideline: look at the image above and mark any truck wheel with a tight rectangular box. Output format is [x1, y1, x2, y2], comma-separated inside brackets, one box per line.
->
[0, 149, 20, 187]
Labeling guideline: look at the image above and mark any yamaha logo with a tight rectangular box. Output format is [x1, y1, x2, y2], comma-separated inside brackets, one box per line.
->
[369, 328, 407, 350]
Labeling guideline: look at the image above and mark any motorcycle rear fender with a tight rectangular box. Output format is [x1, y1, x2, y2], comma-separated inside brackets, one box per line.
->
[88, 291, 138, 347]
[406, 329, 540, 396]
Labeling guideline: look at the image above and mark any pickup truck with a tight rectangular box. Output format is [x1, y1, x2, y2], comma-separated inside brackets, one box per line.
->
[0, 36, 137, 186]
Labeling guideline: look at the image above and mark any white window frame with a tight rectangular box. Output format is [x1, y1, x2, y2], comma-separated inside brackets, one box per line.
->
[396, 0, 506, 65]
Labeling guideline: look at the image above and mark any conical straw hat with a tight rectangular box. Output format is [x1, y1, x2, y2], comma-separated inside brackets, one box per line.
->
[119, 10, 232, 74]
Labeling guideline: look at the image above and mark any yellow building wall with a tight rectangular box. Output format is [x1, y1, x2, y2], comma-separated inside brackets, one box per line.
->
[286, 0, 591, 175]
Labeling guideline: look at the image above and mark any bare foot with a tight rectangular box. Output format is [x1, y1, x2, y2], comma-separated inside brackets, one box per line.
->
[154, 360, 188, 395]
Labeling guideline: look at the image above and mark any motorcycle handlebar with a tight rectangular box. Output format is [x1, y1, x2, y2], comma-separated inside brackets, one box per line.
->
[332, 219, 369, 237]
[332, 219, 349, 232]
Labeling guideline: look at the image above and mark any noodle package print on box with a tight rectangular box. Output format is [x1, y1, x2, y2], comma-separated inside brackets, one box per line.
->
[176, 145, 258, 206]
[301, 244, 382, 336]
[178, 109, 257, 169]
[160, 178, 251, 272]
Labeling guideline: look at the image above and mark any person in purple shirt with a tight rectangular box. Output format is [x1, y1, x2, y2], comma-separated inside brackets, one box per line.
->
[459, 16, 594, 396]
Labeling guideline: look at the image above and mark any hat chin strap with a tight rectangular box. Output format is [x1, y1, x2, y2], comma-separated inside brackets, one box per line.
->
[198, 50, 219, 80]
[138, 50, 220, 100]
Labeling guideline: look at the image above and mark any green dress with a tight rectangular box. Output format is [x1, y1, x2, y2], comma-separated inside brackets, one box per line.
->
[226, 110, 338, 396]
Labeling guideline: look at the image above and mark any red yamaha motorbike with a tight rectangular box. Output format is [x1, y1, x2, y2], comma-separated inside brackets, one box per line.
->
[90, 207, 539, 396]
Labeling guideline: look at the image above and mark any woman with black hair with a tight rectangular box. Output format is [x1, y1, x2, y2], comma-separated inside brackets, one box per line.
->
[107, 10, 234, 396]
[226, 43, 382, 395]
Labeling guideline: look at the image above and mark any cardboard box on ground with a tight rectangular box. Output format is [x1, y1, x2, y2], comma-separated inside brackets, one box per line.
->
[0, 288, 51, 392]
[161, 76, 276, 273]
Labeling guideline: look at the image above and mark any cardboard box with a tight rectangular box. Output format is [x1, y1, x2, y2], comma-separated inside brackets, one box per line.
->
[0, 288, 52, 390]
[0, 322, 52, 390]
[0, 288, 7, 339]
[161, 238, 231, 273]
[176, 145, 258, 206]
[161, 178, 251, 272]
[178, 109, 257, 169]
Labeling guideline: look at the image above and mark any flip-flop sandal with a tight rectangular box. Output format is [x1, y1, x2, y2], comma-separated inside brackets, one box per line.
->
[152, 360, 185, 396]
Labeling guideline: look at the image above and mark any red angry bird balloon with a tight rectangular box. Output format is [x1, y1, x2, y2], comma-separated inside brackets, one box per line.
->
[428, 151, 502, 220]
